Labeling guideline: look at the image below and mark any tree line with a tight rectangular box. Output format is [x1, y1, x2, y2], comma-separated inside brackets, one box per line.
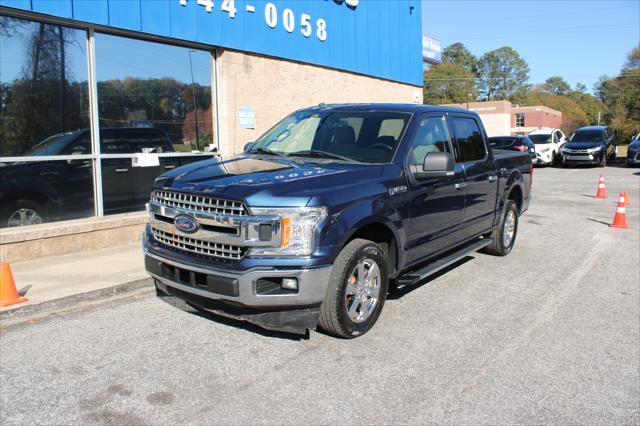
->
[424, 43, 639, 141]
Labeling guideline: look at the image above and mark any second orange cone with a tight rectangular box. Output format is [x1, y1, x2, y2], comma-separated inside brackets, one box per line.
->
[610, 193, 629, 229]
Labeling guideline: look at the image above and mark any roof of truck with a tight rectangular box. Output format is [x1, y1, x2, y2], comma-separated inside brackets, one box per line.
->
[305, 103, 475, 114]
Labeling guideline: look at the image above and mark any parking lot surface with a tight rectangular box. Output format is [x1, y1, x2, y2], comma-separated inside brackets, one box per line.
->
[1, 165, 638, 425]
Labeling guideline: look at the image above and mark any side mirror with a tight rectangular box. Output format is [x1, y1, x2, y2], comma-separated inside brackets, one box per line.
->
[243, 142, 254, 152]
[415, 152, 455, 179]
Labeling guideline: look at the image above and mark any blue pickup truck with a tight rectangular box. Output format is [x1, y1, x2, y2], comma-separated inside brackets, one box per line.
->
[143, 104, 532, 338]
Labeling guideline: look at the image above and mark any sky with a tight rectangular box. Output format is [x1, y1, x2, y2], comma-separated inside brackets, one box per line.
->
[421, 0, 640, 92]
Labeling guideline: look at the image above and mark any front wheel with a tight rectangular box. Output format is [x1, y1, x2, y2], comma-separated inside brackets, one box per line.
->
[318, 239, 389, 338]
[599, 154, 607, 167]
[1, 199, 47, 227]
[481, 200, 519, 256]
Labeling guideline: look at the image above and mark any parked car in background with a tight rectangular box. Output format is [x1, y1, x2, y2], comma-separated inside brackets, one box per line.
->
[627, 133, 640, 166]
[489, 136, 536, 161]
[0, 128, 202, 227]
[528, 128, 566, 166]
[560, 126, 617, 167]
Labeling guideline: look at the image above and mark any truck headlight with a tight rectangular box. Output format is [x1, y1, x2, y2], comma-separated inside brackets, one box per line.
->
[249, 207, 327, 257]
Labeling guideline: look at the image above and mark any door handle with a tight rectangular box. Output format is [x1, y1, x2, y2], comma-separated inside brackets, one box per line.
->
[164, 165, 176, 169]
[115, 168, 129, 173]
[488, 175, 497, 183]
[454, 182, 467, 190]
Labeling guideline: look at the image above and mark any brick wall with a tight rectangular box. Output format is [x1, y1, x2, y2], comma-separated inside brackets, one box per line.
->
[216, 50, 423, 156]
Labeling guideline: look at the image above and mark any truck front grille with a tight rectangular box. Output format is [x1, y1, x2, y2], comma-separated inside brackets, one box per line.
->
[152, 190, 247, 216]
[152, 228, 246, 261]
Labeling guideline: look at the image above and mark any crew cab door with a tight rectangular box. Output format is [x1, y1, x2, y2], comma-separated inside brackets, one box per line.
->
[449, 115, 498, 238]
[405, 114, 466, 264]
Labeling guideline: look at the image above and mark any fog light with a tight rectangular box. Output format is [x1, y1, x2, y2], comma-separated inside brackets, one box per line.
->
[281, 278, 298, 291]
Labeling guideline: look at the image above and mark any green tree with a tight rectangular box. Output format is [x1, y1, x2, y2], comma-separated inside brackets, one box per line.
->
[477, 47, 530, 102]
[574, 82, 587, 93]
[597, 47, 640, 142]
[543, 76, 571, 95]
[442, 42, 478, 75]
[423, 62, 477, 105]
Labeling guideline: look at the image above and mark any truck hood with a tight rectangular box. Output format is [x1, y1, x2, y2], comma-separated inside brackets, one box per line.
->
[156, 155, 385, 207]
[564, 142, 604, 150]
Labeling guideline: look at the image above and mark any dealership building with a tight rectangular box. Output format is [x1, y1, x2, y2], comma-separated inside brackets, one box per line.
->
[0, 0, 424, 261]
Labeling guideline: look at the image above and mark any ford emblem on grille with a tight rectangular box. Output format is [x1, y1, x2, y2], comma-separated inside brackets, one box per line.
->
[174, 214, 199, 234]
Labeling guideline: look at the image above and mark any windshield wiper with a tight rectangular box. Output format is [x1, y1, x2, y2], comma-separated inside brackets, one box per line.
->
[288, 150, 356, 162]
[249, 147, 285, 157]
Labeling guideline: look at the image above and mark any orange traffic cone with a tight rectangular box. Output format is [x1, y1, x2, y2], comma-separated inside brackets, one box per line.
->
[610, 193, 629, 229]
[0, 263, 27, 307]
[595, 175, 607, 199]
[623, 191, 631, 207]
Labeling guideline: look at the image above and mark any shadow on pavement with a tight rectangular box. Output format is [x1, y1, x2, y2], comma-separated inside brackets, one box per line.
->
[586, 218, 611, 226]
[156, 292, 308, 341]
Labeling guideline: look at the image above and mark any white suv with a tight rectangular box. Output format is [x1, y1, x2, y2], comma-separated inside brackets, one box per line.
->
[528, 128, 566, 166]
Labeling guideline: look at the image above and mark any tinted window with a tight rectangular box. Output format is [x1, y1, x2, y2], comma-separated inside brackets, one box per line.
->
[452, 118, 486, 162]
[529, 134, 552, 144]
[0, 16, 89, 156]
[489, 137, 517, 149]
[409, 116, 453, 165]
[571, 130, 605, 142]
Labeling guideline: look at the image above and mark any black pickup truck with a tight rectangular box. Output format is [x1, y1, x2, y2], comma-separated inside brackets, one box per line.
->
[144, 104, 533, 337]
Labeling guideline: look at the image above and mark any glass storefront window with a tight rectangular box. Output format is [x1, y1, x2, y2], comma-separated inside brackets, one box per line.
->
[94, 33, 215, 215]
[0, 158, 95, 227]
[0, 16, 90, 157]
[95, 33, 213, 152]
[0, 16, 94, 228]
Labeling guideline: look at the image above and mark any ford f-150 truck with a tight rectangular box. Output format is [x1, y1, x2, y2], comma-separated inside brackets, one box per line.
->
[143, 104, 532, 338]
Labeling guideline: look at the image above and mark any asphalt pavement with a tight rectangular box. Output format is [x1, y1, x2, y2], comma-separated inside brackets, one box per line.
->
[1, 165, 638, 425]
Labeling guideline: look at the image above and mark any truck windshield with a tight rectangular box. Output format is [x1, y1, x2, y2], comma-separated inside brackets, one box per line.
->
[249, 109, 411, 163]
[528, 134, 552, 144]
[23, 133, 79, 156]
[570, 130, 604, 142]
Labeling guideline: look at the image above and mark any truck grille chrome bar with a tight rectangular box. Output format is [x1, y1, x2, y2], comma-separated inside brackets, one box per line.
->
[152, 228, 246, 261]
[152, 190, 247, 216]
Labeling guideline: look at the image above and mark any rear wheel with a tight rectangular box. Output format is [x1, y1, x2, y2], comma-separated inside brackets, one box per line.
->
[1, 199, 47, 227]
[318, 239, 389, 338]
[481, 200, 518, 256]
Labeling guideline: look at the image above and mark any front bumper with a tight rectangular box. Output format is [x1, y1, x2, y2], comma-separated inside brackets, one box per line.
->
[143, 237, 332, 334]
[561, 152, 602, 164]
[535, 150, 553, 164]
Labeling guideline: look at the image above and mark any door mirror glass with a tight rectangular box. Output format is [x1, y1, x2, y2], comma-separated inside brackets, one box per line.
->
[415, 152, 455, 179]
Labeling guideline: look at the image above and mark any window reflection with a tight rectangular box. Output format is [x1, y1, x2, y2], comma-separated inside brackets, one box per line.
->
[0, 159, 94, 227]
[95, 34, 213, 153]
[0, 16, 89, 156]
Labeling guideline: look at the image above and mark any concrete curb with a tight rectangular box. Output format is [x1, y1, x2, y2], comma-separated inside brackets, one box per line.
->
[0, 278, 155, 327]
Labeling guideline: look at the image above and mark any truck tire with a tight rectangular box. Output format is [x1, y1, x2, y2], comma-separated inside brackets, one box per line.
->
[318, 238, 389, 338]
[1, 199, 47, 227]
[481, 200, 518, 257]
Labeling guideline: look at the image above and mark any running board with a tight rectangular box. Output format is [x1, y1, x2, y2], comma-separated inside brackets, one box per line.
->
[395, 238, 493, 286]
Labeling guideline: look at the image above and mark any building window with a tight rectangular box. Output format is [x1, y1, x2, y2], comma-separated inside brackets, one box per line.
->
[515, 113, 525, 127]
[94, 33, 215, 214]
[0, 15, 95, 227]
[0, 15, 217, 228]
